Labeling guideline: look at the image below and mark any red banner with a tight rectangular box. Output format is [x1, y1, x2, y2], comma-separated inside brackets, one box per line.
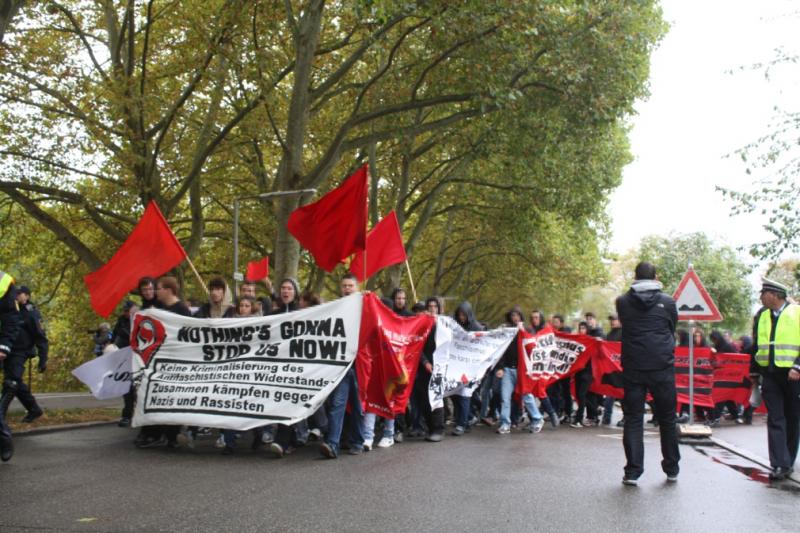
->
[674, 346, 715, 408]
[516, 327, 598, 398]
[356, 293, 434, 417]
[590, 341, 624, 399]
[711, 352, 752, 405]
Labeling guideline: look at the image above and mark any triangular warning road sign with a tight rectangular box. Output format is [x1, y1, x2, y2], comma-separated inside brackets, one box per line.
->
[673, 268, 723, 322]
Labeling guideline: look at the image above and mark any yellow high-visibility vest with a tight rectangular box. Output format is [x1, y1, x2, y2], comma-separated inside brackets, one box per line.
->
[755, 303, 800, 368]
[0, 271, 14, 299]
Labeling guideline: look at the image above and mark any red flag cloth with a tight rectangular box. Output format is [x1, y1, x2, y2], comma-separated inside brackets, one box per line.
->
[245, 257, 269, 281]
[515, 327, 598, 398]
[84, 201, 187, 317]
[287, 165, 368, 272]
[674, 346, 715, 408]
[349, 211, 407, 282]
[356, 293, 434, 417]
[711, 352, 752, 405]
[590, 341, 624, 399]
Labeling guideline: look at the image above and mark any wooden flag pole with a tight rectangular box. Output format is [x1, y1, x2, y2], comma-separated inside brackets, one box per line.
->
[185, 256, 209, 295]
[405, 259, 418, 304]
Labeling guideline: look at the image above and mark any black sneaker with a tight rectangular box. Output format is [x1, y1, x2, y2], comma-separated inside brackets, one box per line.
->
[117, 417, 131, 428]
[0, 435, 13, 462]
[622, 477, 638, 486]
[136, 435, 167, 449]
[319, 442, 337, 459]
[425, 432, 443, 442]
[22, 409, 43, 423]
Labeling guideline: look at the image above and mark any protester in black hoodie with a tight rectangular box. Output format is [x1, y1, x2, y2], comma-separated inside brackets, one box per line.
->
[451, 301, 484, 436]
[615, 262, 680, 485]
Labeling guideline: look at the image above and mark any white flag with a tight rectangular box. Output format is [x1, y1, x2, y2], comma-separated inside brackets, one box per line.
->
[72, 347, 133, 400]
[427, 317, 517, 410]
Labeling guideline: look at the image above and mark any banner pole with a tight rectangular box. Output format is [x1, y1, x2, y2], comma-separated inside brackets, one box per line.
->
[185, 256, 209, 295]
[405, 259, 418, 304]
[688, 320, 695, 425]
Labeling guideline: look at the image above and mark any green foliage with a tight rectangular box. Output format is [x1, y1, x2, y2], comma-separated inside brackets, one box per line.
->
[637, 233, 754, 333]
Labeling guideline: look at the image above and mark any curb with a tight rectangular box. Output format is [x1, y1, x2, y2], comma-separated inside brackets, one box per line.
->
[710, 436, 800, 484]
[14, 420, 117, 436]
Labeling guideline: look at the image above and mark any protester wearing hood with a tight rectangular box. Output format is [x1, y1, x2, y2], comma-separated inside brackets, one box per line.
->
[450, 301, 483, 436]
[615, 262, 680, 486]
[194, 277, 233, 318]
[527, 310, 546, 334]
[270, 278, 300, 315]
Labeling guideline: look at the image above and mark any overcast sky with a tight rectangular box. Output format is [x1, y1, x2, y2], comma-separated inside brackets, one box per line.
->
[607, 0, 799, 279]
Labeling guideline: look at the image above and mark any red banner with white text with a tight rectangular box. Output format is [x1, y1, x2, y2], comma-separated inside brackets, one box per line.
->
[516, 327, 598, 398]
[356, 293, 434, 417]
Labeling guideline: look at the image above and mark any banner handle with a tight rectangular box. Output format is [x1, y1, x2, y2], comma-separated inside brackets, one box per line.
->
[405, 259, 418, 304]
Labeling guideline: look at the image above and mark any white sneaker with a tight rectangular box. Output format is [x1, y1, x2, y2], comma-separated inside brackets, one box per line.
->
[214, 435, 226, 449]
[363, 438, 373, 451]
[176, 431, 195, 449]
[261, 431, 274, 444]
[377, 436, 394, 448]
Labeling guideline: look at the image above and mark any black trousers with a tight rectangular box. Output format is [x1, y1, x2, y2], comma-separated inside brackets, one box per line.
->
[2, 354, 39, 412]
[622, 369, 680, 479]
[574, 367, 598, 421]
[761, 371, 800, 469]
[412, 371, 444, 434]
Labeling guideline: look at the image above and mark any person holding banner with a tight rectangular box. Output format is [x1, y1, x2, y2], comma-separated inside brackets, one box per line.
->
[616, 262, 680, 486]
[751, 278, 800, 481]
[450, 302, 485, 436]
[319, 274, 365, 459]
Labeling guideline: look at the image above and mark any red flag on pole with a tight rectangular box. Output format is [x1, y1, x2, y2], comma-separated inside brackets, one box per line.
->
[349, 211, 407, 282]
[245, 257, 269, 281]
[287, 165, 368, 272]
[84, 201, 187, 317]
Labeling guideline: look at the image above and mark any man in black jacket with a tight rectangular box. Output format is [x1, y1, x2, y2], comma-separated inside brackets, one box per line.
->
[616, 262, 680, 486]
[6, 286, 48, 423]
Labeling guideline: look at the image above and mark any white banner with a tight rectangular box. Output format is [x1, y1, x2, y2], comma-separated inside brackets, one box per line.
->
[72, 347, 134, 400]
[131, 293, 363, 430]
[427, 316, 517, 409]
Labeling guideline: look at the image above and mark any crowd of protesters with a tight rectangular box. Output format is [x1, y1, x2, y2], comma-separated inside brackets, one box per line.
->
[95, 271, 757, 460]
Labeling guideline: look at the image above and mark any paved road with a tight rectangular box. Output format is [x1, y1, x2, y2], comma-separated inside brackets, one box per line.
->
[2, 420, 797, 532]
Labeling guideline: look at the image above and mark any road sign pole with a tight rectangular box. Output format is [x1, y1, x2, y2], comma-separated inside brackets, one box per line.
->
[688, 320, 694, 425]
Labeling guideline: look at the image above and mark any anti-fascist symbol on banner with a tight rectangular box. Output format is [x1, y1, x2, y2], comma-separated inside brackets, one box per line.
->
[131, 314, 167, 365]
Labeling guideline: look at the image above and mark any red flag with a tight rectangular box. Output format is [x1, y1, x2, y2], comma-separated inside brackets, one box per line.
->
[356, 293, 434, 417]
[515, 327, 598, 398]
[674, 346, 715, 408]
[711, 352, 752, 405]
[84, 201, 187, 317]
[287, 165, 368, 272]
[590, 341, 624, 399]
[246, 257, 269, 281]
[349, 211, 407, 282]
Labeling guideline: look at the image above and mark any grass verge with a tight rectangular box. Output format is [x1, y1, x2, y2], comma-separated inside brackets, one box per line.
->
[8, 408, 119, 432]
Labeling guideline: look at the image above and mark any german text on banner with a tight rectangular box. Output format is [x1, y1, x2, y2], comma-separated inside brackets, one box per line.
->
[712, 352, 752, 405]
[516, 327, 597, 398]
[72, 346, 134, 400]
[428, 317, 516, 410]
[131, 294, 363, 430]
[356, 293, 434, 417]
[674, 346, 714, 408]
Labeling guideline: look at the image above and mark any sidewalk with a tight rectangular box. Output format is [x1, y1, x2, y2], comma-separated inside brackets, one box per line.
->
[8, 392, 123, 413]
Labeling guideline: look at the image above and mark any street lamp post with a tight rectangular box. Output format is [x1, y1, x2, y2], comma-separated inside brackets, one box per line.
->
[232, 189, 316, 294]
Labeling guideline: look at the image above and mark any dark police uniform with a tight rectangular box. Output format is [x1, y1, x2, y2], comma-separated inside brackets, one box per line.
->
[0, 271, 22, 461]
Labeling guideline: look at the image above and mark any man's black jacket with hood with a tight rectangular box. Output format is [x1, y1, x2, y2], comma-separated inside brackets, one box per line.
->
[615, 279, 677, 373]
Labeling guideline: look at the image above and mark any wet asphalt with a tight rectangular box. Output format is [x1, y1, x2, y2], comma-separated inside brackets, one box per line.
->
[1, 416, 798, 533]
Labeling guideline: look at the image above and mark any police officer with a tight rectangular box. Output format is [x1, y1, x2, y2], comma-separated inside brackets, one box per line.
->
[6, 285, 49, 423]
[751, 277, 800, 481]
[0, 270, 22, 461]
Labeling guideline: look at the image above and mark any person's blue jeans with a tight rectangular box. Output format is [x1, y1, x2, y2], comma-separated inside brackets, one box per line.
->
[363, 412, 394, 443]
[500, 368, 542, 427]
[602, 396, 616, 424]
[453, 395, 470, 429]
[324, 367, 364, 455]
